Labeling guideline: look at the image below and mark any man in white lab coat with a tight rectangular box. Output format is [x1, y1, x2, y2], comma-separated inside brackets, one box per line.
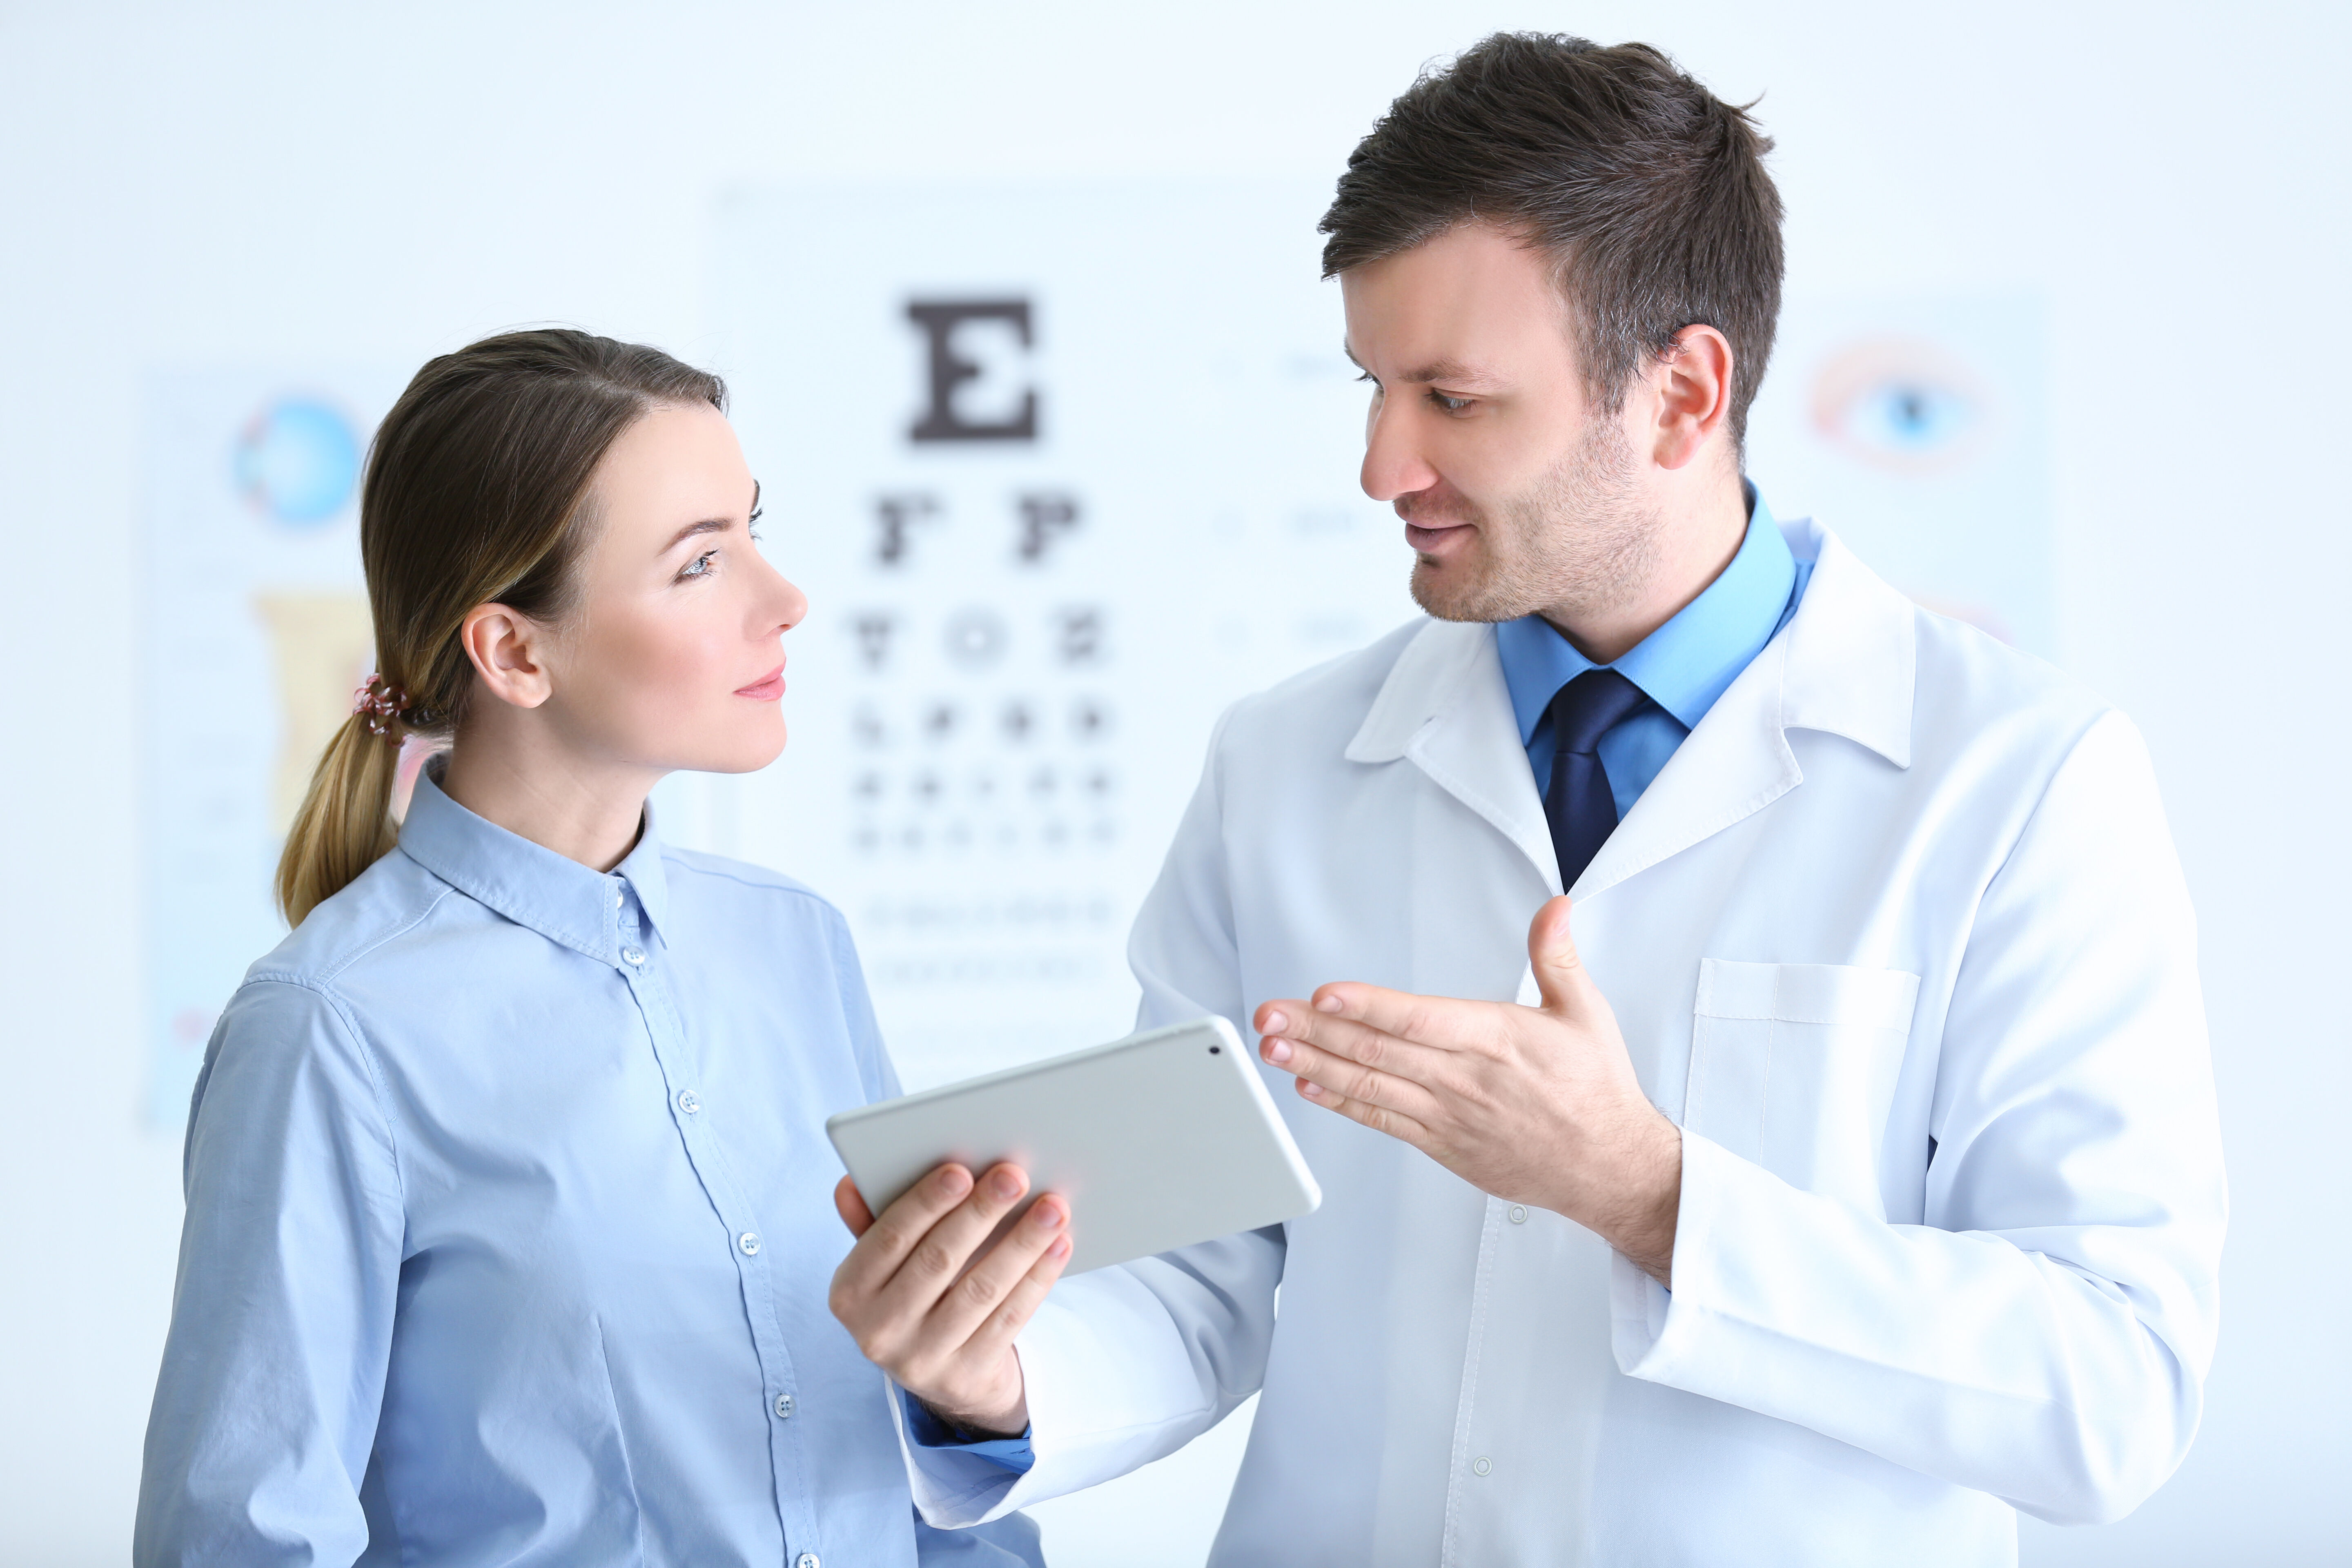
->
[826, 33, 2225, 1565]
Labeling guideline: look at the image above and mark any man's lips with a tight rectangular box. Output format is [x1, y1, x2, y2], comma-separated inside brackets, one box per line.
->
[735, 664, 786, 700]
[1403, 518, 1474, 553]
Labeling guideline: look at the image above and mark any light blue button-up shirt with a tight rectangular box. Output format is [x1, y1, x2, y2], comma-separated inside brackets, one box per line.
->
[1497, 486, 1811, 815]
[135, 765, 1041, 1568]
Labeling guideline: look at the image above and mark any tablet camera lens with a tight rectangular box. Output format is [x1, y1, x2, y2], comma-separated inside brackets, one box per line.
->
[1209, 1044, 1221, 1054]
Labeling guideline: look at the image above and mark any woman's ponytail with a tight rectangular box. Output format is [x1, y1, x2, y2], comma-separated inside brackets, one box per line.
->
[261, 328, 726, 930]
[274, 709, 403, 926]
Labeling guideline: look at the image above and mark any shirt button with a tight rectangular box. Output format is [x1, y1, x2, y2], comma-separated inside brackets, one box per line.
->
[677, 1090, 701, 1115]
[738, 1232, 761, 1256]
[620, 945, 647, 967]
[1508, 1205, 1528, 1225]
[796, 1555, 820, 1568]
[614, 888, 624, 909]
[1472, 1456, 1493, 1477]
[774, 1392, 795, 1419]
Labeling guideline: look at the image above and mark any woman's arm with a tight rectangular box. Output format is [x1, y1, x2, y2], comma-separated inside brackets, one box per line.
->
[134, 978, 406, 1567]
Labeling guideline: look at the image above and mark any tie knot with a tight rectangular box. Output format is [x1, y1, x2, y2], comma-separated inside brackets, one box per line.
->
[1547, 668, 1650, 754]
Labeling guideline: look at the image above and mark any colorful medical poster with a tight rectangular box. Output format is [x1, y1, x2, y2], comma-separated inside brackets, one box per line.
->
[141, 372, 403, 1129]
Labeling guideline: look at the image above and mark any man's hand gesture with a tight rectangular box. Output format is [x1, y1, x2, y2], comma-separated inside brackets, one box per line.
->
[1255, 895, 1683, 1283]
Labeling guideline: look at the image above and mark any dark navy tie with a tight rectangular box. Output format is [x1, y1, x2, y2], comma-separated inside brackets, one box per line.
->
[1543, 668, 1652, 890]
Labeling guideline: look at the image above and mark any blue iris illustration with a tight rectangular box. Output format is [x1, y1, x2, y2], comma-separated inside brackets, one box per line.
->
[1845, 379, 1975, 458]
[235, 397, 361, 526]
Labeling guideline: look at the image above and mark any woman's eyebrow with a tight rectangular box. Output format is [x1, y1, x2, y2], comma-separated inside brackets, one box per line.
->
[660, 517, 733, 555]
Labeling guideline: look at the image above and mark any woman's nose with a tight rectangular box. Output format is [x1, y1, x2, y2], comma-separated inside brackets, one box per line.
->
[753, 551, 808, 634]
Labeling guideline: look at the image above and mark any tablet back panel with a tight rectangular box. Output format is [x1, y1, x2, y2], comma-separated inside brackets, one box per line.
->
[825, 1017, 1321, 1275]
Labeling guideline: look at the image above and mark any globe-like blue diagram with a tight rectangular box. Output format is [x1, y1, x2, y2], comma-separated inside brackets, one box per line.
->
[235, 397, 360, 526]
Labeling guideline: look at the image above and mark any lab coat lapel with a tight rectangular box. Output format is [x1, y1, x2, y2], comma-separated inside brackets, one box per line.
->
[1345, 618, 1561, 895]
[1344, 522, 1917, 913]
[1574, 520, 1916, 900]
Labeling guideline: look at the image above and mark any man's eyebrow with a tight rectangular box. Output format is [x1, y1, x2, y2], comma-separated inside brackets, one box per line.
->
[1340, 344, 1503, 388]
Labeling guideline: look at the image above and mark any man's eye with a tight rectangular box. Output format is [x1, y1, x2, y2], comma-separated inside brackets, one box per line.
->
[1429, 390, 1473, 414]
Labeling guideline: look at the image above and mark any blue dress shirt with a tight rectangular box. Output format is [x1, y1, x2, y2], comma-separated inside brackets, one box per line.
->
[135, 765, 1042, 1568]
[1497, 486, 1811, 815]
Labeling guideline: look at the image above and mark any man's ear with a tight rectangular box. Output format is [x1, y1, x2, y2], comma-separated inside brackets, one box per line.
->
[1649, 323, 1735, 473]
[459, 602, 556, 710]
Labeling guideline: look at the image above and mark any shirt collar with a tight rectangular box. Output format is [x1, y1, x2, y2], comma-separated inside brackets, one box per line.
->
[396, 760, 671, 962]
[1497, 484, 1799, 740]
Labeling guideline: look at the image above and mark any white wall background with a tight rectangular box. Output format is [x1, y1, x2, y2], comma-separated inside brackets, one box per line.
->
[2, 2, 2345, 1561]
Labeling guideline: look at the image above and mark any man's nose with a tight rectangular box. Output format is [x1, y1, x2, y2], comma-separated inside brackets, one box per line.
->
[1360, 400, 1440, 503]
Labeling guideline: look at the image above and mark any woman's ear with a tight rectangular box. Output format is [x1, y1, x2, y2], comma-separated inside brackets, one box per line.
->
[459, 603, 556, 710]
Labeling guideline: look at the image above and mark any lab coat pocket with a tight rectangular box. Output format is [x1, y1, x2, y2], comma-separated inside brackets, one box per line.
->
[1684, 960, 1922, 1215]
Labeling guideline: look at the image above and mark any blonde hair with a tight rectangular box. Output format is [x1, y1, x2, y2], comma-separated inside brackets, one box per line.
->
[274, 329, 725, 926]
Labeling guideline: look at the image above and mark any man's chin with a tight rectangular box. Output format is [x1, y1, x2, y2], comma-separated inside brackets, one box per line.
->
[1410, 557, 1537, 624]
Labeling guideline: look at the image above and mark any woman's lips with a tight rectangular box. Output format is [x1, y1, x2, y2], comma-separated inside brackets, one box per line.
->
[735, 664, 786, 701]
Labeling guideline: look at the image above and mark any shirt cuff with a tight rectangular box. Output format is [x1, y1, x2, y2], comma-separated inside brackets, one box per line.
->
[899, 1387, 1038, 1475]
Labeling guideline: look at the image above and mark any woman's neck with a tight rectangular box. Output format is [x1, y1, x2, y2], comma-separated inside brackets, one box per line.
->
[438, 722, 661, 874]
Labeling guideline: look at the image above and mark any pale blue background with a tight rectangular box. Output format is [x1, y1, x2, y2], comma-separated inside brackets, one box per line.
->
[1, 2, 2345, 1564]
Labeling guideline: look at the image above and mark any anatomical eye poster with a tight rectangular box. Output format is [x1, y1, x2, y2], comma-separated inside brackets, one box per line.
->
[1743, 292, 2054, 655]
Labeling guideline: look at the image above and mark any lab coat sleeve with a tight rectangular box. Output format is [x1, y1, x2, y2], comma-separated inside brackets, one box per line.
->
[1612, 709, 2225, 1524]
[134, 979, 406, 1567]
[900, 707, 1285, 1525]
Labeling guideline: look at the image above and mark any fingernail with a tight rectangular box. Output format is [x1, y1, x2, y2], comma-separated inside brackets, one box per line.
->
[1048, 1235, 1071, 1259]
[938, 1166, 972, 1196]
[1300, 1079, 1324, 1098]
[991, 1168, 1025, 1200]
[1031, 1200, 1065, 1230]
[1261, 1009, 1289, 1034]
[1314, 994, 1343, 1013]
[1263, 1038, 1293, 1065]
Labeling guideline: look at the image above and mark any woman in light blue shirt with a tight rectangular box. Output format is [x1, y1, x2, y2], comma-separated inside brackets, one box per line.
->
[134, 330, 1055, 1566]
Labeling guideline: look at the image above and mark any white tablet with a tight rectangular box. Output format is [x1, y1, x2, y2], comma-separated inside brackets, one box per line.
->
[826, 1016, 1322, 1276]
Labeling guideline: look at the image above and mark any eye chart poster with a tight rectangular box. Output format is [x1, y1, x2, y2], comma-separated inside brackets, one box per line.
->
[707, 183, 1410, 1089]
[705, 188, 2056, 1092]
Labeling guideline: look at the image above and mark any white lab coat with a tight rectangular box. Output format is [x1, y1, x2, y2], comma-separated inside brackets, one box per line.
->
[898, 518, 2225, 1566]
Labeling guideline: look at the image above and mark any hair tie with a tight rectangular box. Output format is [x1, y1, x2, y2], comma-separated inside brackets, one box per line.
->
[353, 674, 411, 740]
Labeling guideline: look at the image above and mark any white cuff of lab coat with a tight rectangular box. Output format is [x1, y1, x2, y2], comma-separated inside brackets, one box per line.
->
[1610, 1127, 1738, 1378]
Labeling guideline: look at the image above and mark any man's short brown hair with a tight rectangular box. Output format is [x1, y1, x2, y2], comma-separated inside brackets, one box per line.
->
[1321, 33, 1784, 448]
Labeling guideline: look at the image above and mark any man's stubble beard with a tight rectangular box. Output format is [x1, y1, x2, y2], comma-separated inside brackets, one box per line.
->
[1408, 417, 1660, 626]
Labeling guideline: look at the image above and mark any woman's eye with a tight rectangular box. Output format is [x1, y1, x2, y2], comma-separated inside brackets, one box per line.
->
[680, 550, 718, 580]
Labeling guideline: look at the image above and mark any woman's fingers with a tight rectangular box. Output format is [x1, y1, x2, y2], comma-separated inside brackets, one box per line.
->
[922, 1191, 1073, 1349]
[961, 1224, 1076, 1370]
[870, 1162, 1038, 1320]
[833, 1174, 875, 1238]
[831, 1161, 976, 1304]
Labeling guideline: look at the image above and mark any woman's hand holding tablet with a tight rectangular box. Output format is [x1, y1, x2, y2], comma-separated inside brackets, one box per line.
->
[825, 1016, 1323, 1438]
[828, 1160, 1070, 1439]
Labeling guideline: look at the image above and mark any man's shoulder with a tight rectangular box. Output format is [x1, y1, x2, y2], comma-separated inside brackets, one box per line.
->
[1216, 616, 1432, 748]
[1906, 601, 2118, 757]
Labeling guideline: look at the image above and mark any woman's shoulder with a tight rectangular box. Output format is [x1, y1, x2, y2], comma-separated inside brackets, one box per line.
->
[658, 846, 850, 932]
[245, 844, 467, 995]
